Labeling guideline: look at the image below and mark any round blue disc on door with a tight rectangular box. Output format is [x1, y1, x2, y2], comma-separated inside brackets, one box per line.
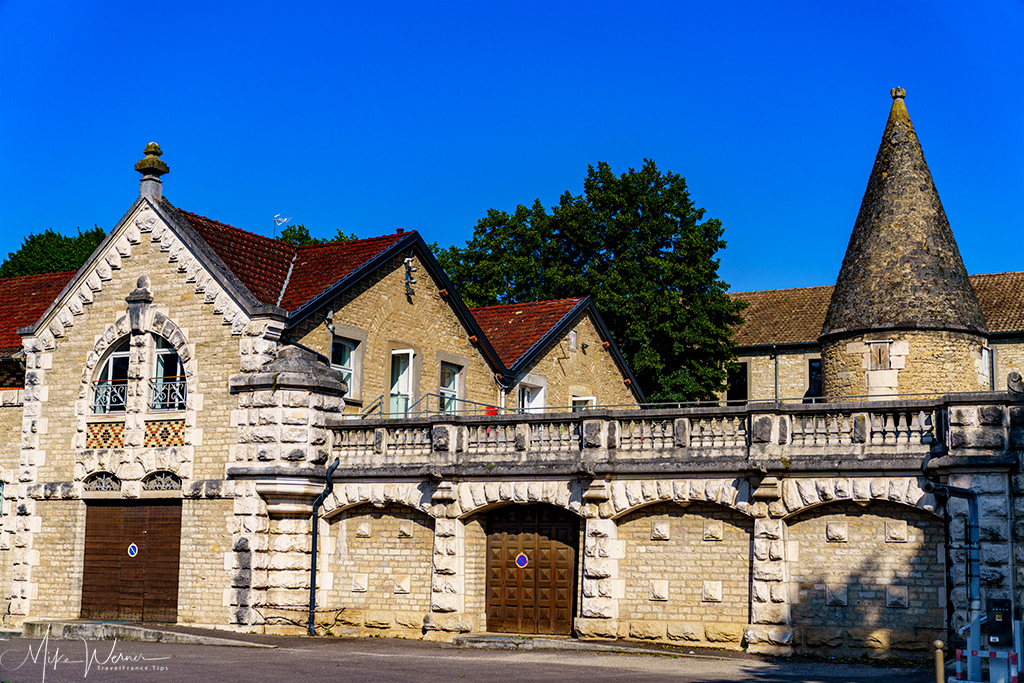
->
[515, 552, 528, 568]
[127, 543, 138, 557]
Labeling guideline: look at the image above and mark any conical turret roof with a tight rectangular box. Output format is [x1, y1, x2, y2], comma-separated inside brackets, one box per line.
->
[821, 88, 987, 340]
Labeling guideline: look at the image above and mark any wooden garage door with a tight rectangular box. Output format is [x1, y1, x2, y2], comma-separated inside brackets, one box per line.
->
[486, 504, 578, 635]
[81, 501, 182, 622]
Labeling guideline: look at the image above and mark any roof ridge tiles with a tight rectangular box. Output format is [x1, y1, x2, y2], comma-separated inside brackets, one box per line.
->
[468, 297, 585, 312]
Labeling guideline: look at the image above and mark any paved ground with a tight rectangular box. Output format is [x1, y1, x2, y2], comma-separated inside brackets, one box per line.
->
[0, 633, 937, 683]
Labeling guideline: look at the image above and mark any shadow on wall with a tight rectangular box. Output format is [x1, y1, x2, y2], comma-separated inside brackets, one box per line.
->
[786, 499, 947, 654]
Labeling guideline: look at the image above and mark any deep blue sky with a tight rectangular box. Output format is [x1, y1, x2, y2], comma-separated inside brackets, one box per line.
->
[1, 1, 1021, 293]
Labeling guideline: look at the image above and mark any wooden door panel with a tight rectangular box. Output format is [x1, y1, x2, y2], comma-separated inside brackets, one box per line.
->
[485, 505, 578, 635]
[82, 502, 181, 623]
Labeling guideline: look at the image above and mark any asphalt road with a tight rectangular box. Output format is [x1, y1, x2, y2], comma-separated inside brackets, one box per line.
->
[0, 635, 937, 683]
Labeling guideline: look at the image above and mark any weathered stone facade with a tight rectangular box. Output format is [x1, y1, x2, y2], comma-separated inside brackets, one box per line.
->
[822, 330, 990, 399]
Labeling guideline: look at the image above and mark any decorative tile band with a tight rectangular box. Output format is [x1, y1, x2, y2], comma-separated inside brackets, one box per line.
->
[145, 419, 185, 447]
[86, 422, 125, 449]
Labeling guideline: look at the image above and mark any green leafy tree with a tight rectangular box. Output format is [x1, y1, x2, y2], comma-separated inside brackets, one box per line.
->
[278, 224, 357, 246]
[0, 226, 107, 277]
[437, 160, 745, 402]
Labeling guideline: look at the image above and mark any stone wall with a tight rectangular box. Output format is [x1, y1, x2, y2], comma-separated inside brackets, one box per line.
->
[788, 501, 945, 651]
[178, 497, 234, 626]
[822, 330, 988, 399]
[994, 339, 1024, 390]
[615, 502, 751, 645]
[325, 503, 433, 635]
[507, 312, 638, 409]
[737, 350, 819, 402]
[28, 500, 84, 619]
[462, 514, 487, 630]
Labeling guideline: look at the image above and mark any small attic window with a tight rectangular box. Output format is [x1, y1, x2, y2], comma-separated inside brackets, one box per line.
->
[568, 330, 578, 351]
[868, 341, 892, 371]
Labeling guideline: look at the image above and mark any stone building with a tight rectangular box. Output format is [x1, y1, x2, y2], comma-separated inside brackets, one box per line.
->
[0, 143, 641, 632]
[0, 89, 1021, 659]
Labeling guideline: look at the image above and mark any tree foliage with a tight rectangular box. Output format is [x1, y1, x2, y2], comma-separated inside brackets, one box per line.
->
[0, 226, 107, 278]
[437, 160, 745, 402]
[278, 224, 357, 246]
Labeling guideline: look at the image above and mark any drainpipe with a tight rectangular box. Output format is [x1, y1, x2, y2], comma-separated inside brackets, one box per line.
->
[923, 479, 981, 681]
[772, 345, 779, 402]
[308, 458, 340, 636]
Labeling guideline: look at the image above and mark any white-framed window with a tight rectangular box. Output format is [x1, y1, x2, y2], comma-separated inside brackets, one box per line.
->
[151, 337, 186, 410]
[390, 349, 415, 416]
[331, 337, 357, 398]
[571, 396, 595, 412]
[439, 362, 461, 414]
[93, 339, 131, 414]
[982, 347, 993, 389]
[517, 383, 545, 413]
[568, 330, 578, 351]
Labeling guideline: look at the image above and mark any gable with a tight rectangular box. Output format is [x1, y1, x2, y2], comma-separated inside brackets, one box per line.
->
[22, 199, 275, 345]
[470, 299, 585, 368]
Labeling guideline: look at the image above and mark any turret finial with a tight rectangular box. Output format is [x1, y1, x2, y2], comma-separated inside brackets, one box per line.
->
[890, 86, 906, 100]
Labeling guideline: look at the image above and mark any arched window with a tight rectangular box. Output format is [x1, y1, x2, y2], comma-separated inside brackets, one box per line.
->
[93, 339, 130, 414]
[84, 472, 121, 492]
[143, 471, 181, 491]
[151, 337, 186, 411]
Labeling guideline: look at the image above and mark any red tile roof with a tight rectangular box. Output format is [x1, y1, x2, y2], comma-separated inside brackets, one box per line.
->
[470, 298, 584, 367]
[732, 272, 1024, 347]
[176, 210, 294, 306]
[175, 209, 408, 311]
[0, 271, 77, 356]
[278, 233, 410, 312]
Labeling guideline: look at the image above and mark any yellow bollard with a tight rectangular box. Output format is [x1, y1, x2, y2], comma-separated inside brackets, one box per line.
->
[934, 640, 945, 683]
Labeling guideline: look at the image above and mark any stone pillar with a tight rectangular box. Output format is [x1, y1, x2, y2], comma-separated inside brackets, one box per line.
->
[746, 509, 794, 655]
[575, 516, 624, 638]
[227, 344, 347, 630]
[423, 483, 470, 639]
[947, 471, 1013, 631]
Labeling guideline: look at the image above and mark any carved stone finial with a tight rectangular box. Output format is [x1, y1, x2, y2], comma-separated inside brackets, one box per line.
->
[135, 142, 169, 200]
[890, 86, 906, 100]
[126, 274, 154, 333]
[1008, 372, 1023, 396]
[135, 142, 169, 178]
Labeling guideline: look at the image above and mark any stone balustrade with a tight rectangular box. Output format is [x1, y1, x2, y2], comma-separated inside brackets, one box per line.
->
[327, 396, 1023, 474]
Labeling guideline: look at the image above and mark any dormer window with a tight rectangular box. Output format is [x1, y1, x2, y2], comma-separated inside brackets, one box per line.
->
[93, 339, 130, 414]
[151, 337, 186, 411]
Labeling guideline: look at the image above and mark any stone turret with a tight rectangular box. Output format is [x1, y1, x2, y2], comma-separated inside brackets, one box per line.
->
[820, 89, 990, 399]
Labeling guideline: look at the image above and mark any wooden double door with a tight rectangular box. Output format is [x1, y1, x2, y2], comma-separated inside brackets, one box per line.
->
[81, 501, 182, 622]
[485, 504, 579, 634]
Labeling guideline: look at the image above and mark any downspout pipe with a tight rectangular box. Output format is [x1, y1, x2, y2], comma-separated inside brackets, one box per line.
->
[923, 480, 980, 679]
[772, 345, 779, 402]
[308, 457, 340, 636]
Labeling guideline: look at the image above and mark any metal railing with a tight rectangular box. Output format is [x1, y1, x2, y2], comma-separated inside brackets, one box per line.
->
[91, 380, 127, 414]
[150, 377, 187, 411]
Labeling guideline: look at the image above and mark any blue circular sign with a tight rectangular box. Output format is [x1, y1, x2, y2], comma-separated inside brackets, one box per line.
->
[127, 543, 138, 557]
[515, 553, 528, 568]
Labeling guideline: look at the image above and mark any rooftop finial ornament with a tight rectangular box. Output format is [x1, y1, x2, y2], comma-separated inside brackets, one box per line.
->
[890, 86, 906, 100]
[135, 142, 169, 201]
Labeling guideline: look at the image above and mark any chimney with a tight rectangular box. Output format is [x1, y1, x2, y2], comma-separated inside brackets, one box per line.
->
[135, 142, 169, 200]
